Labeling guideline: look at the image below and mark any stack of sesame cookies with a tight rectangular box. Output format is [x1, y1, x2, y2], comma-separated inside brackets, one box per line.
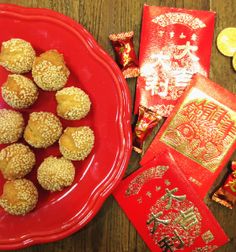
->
[0, 38, 95, 216]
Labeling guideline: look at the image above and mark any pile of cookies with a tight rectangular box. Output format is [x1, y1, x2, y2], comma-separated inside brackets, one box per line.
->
[0, 38, 95, 216]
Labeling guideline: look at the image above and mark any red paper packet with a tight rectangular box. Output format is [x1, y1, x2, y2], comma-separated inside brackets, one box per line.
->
[135, 5, 215, 117]
[141, 74, 236, 199]
[113, 152, 229, 252]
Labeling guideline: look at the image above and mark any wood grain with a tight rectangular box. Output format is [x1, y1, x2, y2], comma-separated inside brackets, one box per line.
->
[0, 0, 235, 251]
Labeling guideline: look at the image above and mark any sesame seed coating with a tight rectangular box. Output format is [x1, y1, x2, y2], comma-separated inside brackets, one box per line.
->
[1, 74, 38, 109]
[0, 109, 25, 144]
[59, 126, 95, 161]
[37, 156, 75, 192]
[24, 112, 63, 148]
[32, 50, 69, 91]
[0, 179, 38, 215]
[56, 86, 91, 120]
[0, 143, 35, 180]
[0, 38, 36, 73]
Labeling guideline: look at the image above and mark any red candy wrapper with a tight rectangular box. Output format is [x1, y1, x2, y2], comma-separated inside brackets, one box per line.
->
[141, 74, 236, 199]
[113, 152, 229, 252]
[109, 31, 139, 78]
[212, 161, 236, 209]
[133, 105, 162, 153]
[135, 5, 215, 117]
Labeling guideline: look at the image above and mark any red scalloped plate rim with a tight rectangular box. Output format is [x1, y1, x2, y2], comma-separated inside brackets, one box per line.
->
[0, 4, 132, 250]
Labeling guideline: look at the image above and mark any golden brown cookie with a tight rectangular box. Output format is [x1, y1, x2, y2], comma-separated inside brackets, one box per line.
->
[37, 156, 75, 192]
[59, 126, 95, 161]
[32, 49, 69, 91]
[0, 179, 38, 215]
[24, 112, 62, 148]
[0, 109, 24, 144]
[0, 38, 35, 73]
[1, 74, 38, 109]
[56, 86, 91, 120]
[0, 143, 35, 180]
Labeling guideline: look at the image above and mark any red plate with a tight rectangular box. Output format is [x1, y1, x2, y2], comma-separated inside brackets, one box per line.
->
[0, 4, 132, 250]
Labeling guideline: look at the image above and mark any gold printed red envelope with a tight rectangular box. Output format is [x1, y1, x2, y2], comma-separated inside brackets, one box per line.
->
[113, 152, 229, 252]
[135, 5, 215, 117]
[141, 74, 236, 199]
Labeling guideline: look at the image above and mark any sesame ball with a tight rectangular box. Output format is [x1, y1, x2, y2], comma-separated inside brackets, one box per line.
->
[24, 112, 62, 148]
[0, 143, 35, 180]
[56, 86, 91, 120]
[0, 109, 24, 144]
[37, 156, 75, 192]
[0, 38, 36, 73]
[32, 50, 69, 91]
[59, 126, 95, 161]
[1, 74, 38, 109]
[0, 179, 38, 215]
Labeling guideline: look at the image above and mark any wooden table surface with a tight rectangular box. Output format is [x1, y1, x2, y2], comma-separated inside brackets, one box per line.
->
[0, 0, 235, 251]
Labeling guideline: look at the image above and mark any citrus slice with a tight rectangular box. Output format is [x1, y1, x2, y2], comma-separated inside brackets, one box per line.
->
[217, 27, 236, 57]
[233, 53, 236, 71]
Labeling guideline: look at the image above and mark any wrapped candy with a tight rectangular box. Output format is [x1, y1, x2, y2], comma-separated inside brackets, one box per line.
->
[133, 105, 162, 154]
[109, 31, 139, 78]
[212, 161, 236, 209]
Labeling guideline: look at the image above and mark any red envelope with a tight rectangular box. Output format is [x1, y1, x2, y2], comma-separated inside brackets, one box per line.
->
[141, 74, 236, 199]
[135, 5, 215, 117]
[113, 152, 229, 252]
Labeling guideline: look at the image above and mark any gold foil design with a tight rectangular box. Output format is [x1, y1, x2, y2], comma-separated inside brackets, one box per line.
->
[158, 236, 175, 251]
[192, 245, 218, 252]
[156, 186, 161, 191]
[161, 88, 236, 172]
[175, 207, 199, 231]
[157, 230, 185, 251]
[189, 176, 202, 187]
[146, 191, 152, 198]
[125, 166, 169, 196]
[150, 104, 175, 117]
[152, 12, 206, 29]
[137, 197, 142, 204]
[147, 189, 202, 249]
[201, 230, 214, 244]
[161, 188, 186, 209]
[165, 179, 171, 186]
[147, 211, 171, 234]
